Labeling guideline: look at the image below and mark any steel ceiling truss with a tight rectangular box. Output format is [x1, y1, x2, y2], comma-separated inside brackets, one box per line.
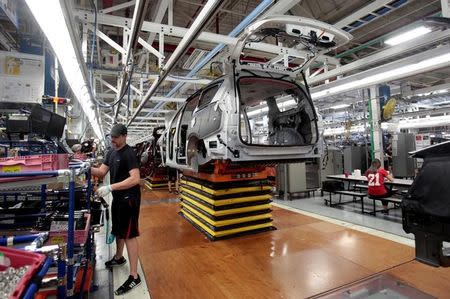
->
[308, 28, 450, 86]
[334, 0, 409, 32]
[72, 0, 450, 142]
[75, 10, 339, 65]
[127, 0, 225, 125]
[99, 1, 136, 14]
[137, 0, 169, 68]
[113, 0, 151, 120]
[311, 45, 450, 100]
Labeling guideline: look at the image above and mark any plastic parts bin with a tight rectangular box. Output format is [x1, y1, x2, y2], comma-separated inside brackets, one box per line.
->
[0, 154, 69, 183]
[0, 154, 69, 173]
[47, 213, 91, 246]
[0, 246, 46, 299]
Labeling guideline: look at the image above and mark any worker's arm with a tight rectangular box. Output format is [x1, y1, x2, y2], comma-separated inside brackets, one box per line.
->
[111, 168, 140, 191]
[93, 149, 111, 179]
[91, 164, 109, 179]
[386, 173, 394, 182]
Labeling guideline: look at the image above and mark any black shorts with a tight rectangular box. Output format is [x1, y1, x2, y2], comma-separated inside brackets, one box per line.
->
[168, 168, 177, 181]
[111, 193, 141, 239]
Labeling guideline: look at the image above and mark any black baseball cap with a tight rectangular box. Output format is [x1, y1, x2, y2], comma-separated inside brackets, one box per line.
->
[110, 123, 127, 137]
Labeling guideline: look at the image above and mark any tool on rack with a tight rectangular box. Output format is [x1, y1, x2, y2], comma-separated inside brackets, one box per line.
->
[34, 211, 88, 232]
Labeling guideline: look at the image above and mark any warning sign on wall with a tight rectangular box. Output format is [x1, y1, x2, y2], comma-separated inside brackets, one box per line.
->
[0, 51, 44, 103]
[4, 56, 20, 75]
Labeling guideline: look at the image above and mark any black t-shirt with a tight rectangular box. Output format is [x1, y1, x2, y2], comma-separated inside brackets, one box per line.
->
[104, 144, 140, 198]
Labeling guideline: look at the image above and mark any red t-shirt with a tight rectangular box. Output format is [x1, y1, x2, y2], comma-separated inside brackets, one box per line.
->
[365, 168, 389, 196]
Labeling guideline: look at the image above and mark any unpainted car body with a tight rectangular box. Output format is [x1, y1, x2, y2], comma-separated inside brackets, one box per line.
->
[159, 16, 352, 172]
[140, 126, 167, 177]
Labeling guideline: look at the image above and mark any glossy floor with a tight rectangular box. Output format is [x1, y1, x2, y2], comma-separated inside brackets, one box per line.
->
[274, 192, 410, 239]
[138, 187, 450, 299]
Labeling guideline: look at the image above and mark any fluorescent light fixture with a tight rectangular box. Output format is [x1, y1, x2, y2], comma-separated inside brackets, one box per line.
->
[247, 98, 297, 118]
[330, 104, 350, 110]
[323, 125, 365, 136]
[398, 115, 450, 129]
[25, 0, 103, 140]
[417, 92, 431, 97]
[311, 52, 450, 99]
[385, 26, 431, 46]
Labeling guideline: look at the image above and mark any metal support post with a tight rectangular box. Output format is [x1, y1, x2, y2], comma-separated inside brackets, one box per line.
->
[66, 169, 76, 296]
[362, 89, 370, 170]
[57, 245, 67, 299]
[54, 56, 59, 112]
[368, 86, 384, 165]
[122, 28, 129, 65]
[86, 168, 92, 210]
[168, 0, 173, 26]
[158, 32, 164, 68]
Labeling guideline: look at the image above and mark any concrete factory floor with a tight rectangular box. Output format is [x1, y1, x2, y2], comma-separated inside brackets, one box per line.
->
[94, 183, 450, 298]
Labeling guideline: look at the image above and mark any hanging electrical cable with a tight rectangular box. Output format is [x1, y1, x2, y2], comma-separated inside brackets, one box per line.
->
[93, 62, 136, 108]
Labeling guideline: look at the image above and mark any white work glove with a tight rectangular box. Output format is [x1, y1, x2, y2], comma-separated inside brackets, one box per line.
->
[97, 185, 112, 197]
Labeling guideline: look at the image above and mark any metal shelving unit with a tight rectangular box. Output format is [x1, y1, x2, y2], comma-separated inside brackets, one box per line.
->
[0, 160, 93, 298]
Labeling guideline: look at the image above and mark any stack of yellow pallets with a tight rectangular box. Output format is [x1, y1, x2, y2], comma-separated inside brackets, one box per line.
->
[179, 175, 275, 240]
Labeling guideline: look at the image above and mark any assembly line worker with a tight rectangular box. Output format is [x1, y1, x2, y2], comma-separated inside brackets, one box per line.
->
[91, 123, 142, 295]
[364, 158, 394, 214]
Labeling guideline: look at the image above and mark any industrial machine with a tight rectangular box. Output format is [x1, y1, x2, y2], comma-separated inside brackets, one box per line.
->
[320, 146, 344, 182]
[392, 133, 416, 178]
[0, 102, 66, 139]
[343, 145, 367, 174]
[402, 141, 450, 267]
[276, 160, 320, 199]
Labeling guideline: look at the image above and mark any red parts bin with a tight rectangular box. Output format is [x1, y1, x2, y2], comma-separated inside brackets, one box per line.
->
[0, 154, 69, 173]
[0, 154, 69, 183]
[47, 213, 91, 246]
[0, 246, 46, 299]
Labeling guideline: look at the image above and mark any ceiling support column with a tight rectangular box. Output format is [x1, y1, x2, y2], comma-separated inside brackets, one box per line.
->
[368, 85, 384, 167]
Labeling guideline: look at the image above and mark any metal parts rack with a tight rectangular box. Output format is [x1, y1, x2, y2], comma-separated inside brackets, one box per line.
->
[0, 160, 94, 298]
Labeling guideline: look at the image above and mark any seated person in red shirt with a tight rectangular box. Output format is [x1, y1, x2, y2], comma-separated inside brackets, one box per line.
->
[364, 158, 394, 214]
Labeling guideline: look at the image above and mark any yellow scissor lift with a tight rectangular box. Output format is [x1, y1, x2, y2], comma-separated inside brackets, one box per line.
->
[179, 161, 275, 240]
[145, 176, 168, 190]
[144, 168, 169, 190]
